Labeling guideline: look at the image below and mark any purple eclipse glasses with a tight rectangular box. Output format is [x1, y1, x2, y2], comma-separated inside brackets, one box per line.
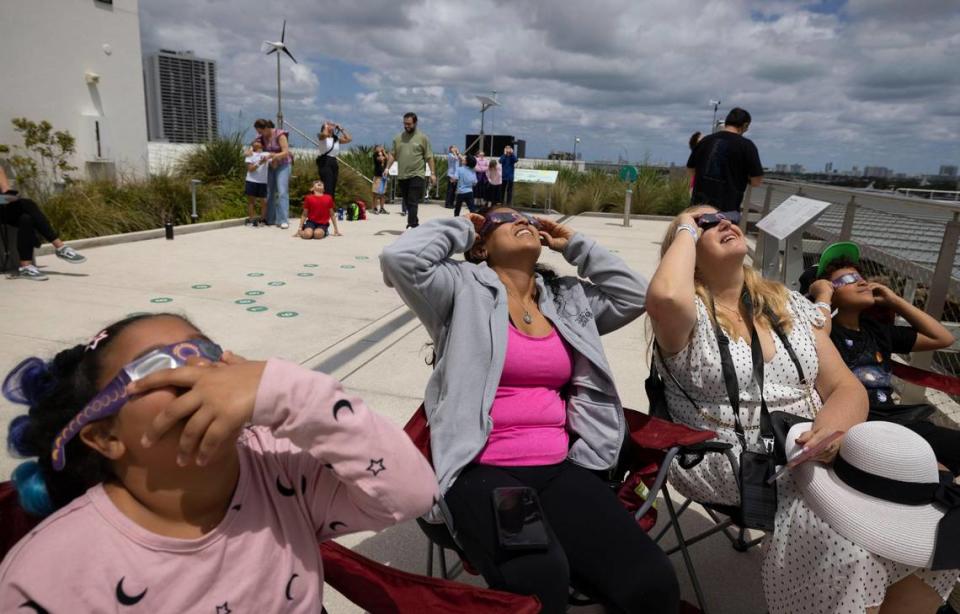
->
[696, 211, 741, 231]
[832, 272, 864, 289]
[51, 339, 222, 471]
[480, 212, 543, 236]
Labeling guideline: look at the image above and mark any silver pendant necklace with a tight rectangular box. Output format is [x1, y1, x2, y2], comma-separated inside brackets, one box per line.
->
[506, 288, 535, 324]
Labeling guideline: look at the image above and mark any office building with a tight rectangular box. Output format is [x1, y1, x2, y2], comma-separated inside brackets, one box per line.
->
[940, 165, 958, 177]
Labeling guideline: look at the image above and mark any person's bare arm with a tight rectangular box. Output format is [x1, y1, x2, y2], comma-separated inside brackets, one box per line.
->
[872, 283, 954, 351]
[0, 167, 9, 193]
[427, 156, 437, 184]
[278, 134, 290, 156]
[336, 125, 352, 145]
[647, 212, 700, 354]
[808, 279, 835, 335]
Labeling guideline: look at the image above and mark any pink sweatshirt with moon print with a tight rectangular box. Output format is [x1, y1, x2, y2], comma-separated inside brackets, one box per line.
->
[0, 359, 438, 613]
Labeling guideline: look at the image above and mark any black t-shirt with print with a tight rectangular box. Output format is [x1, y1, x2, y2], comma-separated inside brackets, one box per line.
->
[830, 317, 917, 410]
[687, 131, 763, 212]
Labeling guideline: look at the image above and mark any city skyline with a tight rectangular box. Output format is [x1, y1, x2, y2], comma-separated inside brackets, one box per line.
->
[138, 0, 958, 174]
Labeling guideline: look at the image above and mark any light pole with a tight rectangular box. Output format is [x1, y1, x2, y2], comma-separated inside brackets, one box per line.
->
[573, 137, 580, 162]
[476, 93, 499, 154]
[709, 99, 721, 133]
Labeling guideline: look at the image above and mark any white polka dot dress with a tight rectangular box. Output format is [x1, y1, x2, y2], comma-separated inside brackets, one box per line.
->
[655, 292, 959, 612]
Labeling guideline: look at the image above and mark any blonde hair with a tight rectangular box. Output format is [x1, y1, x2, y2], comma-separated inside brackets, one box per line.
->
[660, 206, 794, 338]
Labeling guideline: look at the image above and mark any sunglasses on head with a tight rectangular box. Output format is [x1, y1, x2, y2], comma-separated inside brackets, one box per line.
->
[832, 272, 864, 289]
[696, 211, 741, 231]
[50, 338, 223, 471]
[480, 212, 543, 236]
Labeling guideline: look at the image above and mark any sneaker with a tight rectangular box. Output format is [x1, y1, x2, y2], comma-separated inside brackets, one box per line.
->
[18, 265, 48, 281]
[55, 246, 86, 264]
[244, 218, 254, 227]
[280, 222, 289, 230]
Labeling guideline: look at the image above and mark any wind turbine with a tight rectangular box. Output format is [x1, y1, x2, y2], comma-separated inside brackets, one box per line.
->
[261, 20, 298, 128]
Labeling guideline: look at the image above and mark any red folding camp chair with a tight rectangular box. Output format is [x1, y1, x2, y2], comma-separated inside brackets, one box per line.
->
[404, 404, 716, 614]
[0, 480, 542, 613]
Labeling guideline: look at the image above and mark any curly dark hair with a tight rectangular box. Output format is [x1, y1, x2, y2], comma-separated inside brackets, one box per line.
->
[4, 313, 197, 516]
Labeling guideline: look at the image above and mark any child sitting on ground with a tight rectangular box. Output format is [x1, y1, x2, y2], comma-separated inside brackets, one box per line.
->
[296, 180, 342, 239]
[0, 313, 437, 611]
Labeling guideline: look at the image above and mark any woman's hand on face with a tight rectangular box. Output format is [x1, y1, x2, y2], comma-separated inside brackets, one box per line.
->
[808, 279, 835, 303]
[868, 282, 898, 308]
[535, 217, 574, 252]
[794, 425, 844, 464]
[465, 212, 486, 236]
[130, 358, 267, 467]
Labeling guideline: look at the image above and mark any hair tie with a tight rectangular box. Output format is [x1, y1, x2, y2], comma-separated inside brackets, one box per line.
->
[2, 357, 54, 407]
[86, 330, 109, 351]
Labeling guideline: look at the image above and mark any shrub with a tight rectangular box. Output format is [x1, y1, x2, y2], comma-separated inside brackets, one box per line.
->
[176, 133, 246, 181]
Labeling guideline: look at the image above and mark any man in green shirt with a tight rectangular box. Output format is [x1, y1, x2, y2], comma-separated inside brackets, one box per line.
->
[387, 112, 436, 228]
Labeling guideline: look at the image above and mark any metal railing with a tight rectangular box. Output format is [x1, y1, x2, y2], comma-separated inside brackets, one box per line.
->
[743, 179, 960, 397]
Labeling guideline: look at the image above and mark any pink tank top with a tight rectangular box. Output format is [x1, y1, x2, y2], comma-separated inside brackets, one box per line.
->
[476, 324, 574, 466]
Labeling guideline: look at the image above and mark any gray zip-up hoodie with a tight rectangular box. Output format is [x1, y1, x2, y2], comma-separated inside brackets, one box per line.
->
[380, 217, 648, 523]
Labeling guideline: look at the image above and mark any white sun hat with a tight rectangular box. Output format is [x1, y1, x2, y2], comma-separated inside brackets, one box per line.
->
[786, 420, 960, 569]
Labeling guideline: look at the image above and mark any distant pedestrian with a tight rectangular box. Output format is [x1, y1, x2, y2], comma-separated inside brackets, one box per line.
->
[486, 158, 502, 204]
[499, 145, 518, 205]
[386, 112, 436, 229]
[473, 150, 489, 206]
[445, 145, 460, 209]
[254, 118, 293, 229]
[316, 121, 352, 204]
[371, 145, 389, 214]
[453, 155, 478, 217]
[244, 140, 269, 226]
[295, 180, 341, 239]
[687, 108, 763, 212]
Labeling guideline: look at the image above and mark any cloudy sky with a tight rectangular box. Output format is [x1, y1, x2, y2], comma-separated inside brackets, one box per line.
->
[139, 0, 959, 174]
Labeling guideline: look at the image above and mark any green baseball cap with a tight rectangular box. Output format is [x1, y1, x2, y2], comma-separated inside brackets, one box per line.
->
[816, 241, 861, 277]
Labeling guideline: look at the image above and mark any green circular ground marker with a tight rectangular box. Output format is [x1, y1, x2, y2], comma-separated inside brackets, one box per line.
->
[235, 299, 256, 305]
[127, 312, 151, 318]
[150, 297, 173, 304]
[297, 272, 314, 277]
[268, 281, 286, 287]
[245, 290, 265, 296]
[247, 306, 269, 313]
[355, 256, 369, 261]
[247, 272, 264, 277]
[340, 265, 355, 270]
[277, 311, 299, 318]
[192, 284, 211, 290]
[303, 264, 318, 268]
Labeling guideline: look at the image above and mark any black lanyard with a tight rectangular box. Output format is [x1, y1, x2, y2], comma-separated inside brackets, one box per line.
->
[710, 291, 807, 452]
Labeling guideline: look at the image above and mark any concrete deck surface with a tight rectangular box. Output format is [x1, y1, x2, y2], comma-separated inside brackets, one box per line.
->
[0, 203, 765, 613]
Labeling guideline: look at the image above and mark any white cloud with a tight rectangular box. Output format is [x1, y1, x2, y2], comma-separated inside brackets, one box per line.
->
[137, 0, 960, 173]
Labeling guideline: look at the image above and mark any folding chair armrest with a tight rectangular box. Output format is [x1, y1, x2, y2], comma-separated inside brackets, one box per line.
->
[678, 441, 733, 455]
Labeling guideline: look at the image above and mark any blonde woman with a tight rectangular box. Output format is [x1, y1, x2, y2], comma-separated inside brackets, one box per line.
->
[645, 206, 955, 613]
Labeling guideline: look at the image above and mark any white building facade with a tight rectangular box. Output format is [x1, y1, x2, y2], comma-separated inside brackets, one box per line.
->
[0, 0, 149, 180]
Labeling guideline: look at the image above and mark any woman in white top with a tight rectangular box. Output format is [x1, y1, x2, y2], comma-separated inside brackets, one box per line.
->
[646, 205, 956, 613]
[315, 121, 352, 204]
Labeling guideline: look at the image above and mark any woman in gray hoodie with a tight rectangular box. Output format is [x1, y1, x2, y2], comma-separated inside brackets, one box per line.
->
[380, 208, 679, 613]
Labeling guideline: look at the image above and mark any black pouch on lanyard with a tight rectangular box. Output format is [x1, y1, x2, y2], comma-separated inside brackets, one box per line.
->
[711, 292, 807, 532]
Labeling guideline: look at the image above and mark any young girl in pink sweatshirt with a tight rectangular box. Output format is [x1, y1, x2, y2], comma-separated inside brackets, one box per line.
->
[0, 313, 437, 612]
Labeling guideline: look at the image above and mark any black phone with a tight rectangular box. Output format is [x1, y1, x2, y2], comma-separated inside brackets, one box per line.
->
[492, 487, 549, 551]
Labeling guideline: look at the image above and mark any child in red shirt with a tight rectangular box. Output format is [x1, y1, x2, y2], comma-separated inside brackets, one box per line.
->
[296, 180, 342, 239]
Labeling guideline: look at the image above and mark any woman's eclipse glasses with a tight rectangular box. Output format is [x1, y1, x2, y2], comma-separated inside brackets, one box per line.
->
[696, 211, 741, 231]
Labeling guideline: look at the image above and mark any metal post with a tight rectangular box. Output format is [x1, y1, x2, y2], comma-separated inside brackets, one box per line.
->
[783, 232, 805, 291]
[190, 179, 201, 223]
[760, 231, 780, 280]
[276, 53, 283, 129]
[902, 219, 960, 402]
[739, 184, 752, 233]
[839, 195, 857, 241]
[623, 188, 633, 227]
[753, 185, 774, 270]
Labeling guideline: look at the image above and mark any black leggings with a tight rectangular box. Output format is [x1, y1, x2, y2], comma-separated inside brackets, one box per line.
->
[445, 462, 680, 614]
[1, 198, 58, 262]
[907, 420, 960, 475]
[317, 157, 339, 202]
